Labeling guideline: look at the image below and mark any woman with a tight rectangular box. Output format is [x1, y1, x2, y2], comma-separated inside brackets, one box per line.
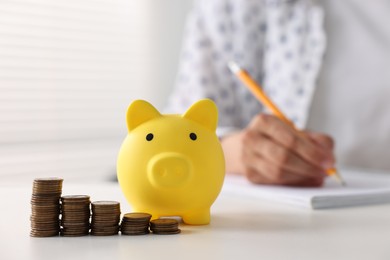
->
[166, 0, 390, 186]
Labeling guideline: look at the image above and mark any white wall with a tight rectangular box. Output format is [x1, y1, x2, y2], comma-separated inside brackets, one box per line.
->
[0, 0, 193, 182]
[126, 0, 194, 110]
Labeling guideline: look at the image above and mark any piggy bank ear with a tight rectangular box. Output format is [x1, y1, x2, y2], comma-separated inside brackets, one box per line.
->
[126, 100, 161, 131]
[183, 99, 218, 132]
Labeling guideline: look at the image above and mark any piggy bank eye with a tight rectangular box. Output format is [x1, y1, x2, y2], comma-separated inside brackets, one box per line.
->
[189, 132, 197, 141]
[146, 133, 154, 141]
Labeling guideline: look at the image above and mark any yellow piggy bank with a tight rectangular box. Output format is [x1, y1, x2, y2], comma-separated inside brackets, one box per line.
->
[117, 99, 225, 225]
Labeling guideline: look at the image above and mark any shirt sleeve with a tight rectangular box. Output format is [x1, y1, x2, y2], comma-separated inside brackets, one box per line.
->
[164, 0, 250, 137]
[164, 1, 211, 113]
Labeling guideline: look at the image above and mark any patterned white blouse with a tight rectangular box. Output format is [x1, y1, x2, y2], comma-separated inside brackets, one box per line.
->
[165, 0, 325, 136]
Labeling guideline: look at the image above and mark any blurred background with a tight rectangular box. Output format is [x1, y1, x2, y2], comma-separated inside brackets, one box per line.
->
[0, 0, 193, 182]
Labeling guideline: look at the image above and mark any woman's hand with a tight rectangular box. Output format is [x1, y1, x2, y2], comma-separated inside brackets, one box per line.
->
[221, 114, 335, 187]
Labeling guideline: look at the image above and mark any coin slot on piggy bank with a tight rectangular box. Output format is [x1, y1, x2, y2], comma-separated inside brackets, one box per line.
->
[117, 99, 225, 225]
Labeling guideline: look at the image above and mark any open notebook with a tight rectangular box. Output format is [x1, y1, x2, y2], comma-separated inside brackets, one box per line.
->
[222, 169, 390, 209]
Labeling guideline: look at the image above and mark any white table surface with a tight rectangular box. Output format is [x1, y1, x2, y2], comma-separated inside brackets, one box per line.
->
[1, 178, 389, 260]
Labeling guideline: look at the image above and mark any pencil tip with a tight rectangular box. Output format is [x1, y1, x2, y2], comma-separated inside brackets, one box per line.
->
[227, 61, 241, 73]
[334, 171, 347, 186]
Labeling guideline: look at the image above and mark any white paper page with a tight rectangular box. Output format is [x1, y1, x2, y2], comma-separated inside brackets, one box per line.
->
[221, 169, 390, 209]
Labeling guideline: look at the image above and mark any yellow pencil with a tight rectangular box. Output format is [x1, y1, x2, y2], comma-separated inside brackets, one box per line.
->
[228, 61, 346, 186]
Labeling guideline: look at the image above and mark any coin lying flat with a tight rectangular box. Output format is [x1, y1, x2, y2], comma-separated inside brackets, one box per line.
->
[90, 201, 121, 236]
[30, 178, 63, 237]
[30, 177, 184, 238]
[120, 212, 152, 235]
[150, 218, 181, 235]
[60, 195, 91, 237]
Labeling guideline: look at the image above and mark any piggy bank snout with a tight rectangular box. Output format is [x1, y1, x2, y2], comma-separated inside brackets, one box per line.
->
[147, 152, 193, 189]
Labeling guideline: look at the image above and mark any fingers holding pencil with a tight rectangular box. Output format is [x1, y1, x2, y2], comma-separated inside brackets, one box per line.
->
[304, 131, 335, 151]
[250, 114, 336, 169]
[242, 114, 332, 186]
[227, 61, 345, 185]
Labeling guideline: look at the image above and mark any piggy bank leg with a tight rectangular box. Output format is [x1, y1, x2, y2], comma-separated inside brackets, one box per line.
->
[182, 208, 210, 225]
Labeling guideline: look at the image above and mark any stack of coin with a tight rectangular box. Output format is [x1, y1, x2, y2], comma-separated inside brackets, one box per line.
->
[60, 195, 91, 236]
[90, 201, 121, 236]
[120, 213, 152, 235]
[30, 177, 63, 237]
[150, 219, 181, 235]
